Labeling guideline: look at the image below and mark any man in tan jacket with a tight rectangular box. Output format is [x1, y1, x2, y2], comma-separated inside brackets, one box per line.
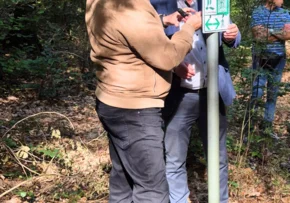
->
[85, 0, 201, 202]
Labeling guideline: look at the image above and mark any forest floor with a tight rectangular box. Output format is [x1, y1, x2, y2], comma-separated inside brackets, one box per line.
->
[0, 66, 289, 202]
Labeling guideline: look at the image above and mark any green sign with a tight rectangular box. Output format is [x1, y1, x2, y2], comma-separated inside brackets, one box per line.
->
[217, 0, 229, 15]
[206, 18, 220, 30]
[206, 0, 214, 10]
[202, 0, 230, 33]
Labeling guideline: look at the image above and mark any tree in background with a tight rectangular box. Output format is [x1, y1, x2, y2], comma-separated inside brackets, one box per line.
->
[2, 1, 42, 56]
[0, 0, 90, 99]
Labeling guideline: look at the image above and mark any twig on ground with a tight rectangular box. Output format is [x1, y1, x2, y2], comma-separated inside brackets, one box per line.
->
[0, 174, 61, 199]
[0, 178, 32, 199]
[54, 51, 86, 61]
[2, 111, 75, 138]
[87, 131, 107, 143]
[95, 194, 109, 202]
[5, 145, 40, 176]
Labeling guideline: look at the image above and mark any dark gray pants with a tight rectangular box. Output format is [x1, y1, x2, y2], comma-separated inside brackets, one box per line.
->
[96, 99, 169, 203]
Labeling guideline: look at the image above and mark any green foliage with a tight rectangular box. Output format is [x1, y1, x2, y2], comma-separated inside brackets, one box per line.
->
[284, 1, 290, 9]
[229, 180, 239, 189]
[18, 191, 27, 198]
[3, 137, 18, 148]
[15, 189, 35, 201]
[53, 188, 84, 202]
[37, 148, 60, 159]
[226, 1, 290, 179]
[3, 171, 23, 179]
[0, 0, 89, 99]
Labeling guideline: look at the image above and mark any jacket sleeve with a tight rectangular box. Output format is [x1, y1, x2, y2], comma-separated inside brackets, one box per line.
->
[119, 9, 195, 71]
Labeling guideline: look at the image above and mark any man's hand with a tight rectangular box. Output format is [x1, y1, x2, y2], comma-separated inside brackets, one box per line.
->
[163, 8, 195, 27]
[185, 11, 202, 30]
[281, 24, 290, 40]
[223, 24, 239, 42]
[174, 62, 195, 79]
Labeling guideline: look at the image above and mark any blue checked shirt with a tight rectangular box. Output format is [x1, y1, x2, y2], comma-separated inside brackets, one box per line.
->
[251, 6, 290, 56]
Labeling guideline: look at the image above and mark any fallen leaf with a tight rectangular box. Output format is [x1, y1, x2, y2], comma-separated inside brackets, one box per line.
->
[16, 146, 30, 159]
[51, 129, 61, 139]
[7, 96, 19, 102]
[247, 191, 261, 197]
[3, 196, 22, 203]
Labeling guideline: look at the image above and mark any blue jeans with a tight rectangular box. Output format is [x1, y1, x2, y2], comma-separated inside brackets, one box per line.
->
[96, 99, 169, 203]
[251, 56, 286, 123]
[163, 76, 229, 203]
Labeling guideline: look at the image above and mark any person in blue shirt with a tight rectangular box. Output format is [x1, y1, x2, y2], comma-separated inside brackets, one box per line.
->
[249, 0, 290, 136]
[151, 0, 241, 202]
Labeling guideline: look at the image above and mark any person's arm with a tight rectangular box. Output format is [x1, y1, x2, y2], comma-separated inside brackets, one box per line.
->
[252, 25, 278, 42]
[120, 10, 202, 71]
[160, 8, 195, 28]
[269, 11, 290, 40]
[269, 23, 290, 40]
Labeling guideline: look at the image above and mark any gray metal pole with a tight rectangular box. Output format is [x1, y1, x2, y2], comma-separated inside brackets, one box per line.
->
[206, 32, 220, 203]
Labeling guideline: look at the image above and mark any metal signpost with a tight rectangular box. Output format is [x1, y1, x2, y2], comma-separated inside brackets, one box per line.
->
[202, 0, 230, 202]
[206, 33, 219, 203]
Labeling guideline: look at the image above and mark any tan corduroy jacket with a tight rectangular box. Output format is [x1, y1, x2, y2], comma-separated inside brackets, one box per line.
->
[86, 0, 195, 109]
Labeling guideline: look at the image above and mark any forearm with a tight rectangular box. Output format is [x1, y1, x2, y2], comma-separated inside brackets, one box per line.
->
[270, 29, 290, 41]
[127, 23, 195, 71]
[153, 24, 195, 71]
[252, 26, 277, 42]
[159, 14, 175, 28]
[158, 12, 179, 28]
